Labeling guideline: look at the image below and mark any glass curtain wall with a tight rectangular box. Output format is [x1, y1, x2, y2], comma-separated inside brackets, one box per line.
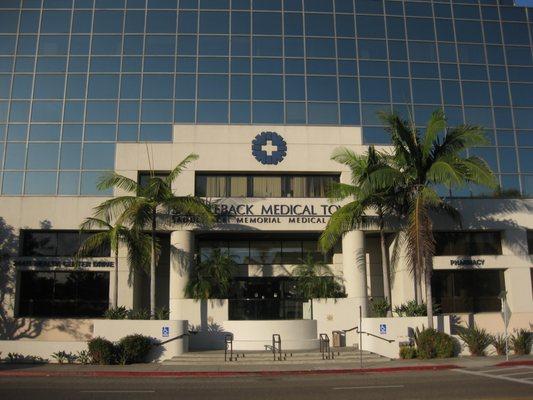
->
[0, 1, 532, 196]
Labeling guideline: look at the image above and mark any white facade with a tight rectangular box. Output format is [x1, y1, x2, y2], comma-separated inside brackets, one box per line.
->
[1, 125, 532, 352]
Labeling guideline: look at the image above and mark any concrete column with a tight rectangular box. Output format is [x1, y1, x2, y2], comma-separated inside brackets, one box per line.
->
[169, 230, 194, 320]
[342, 230, 368, 316]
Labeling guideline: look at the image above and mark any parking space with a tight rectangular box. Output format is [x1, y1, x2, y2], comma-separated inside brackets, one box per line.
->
[454, 365, 533, 386]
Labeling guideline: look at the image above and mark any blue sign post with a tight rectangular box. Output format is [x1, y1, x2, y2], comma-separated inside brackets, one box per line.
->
[379, 324, 387, 335]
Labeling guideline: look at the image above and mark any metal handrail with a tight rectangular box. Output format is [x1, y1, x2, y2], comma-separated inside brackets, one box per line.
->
[157, 330, 195, 346]
[355, 327, 395, 343]
[224, 334, 234, 362]
[341, 326, 358, 333]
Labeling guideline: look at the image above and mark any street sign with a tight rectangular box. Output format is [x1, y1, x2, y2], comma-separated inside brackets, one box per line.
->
[500, 295, 511, 328]
[379, 324, 387, 335]
[162, 326, 170, 337]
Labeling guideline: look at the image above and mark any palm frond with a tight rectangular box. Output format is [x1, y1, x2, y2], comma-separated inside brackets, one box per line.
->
[93, 196, 141, 221]
[378, 111, 421, 169]
[326, 182, 359, 202]
[460, 156, 498, 188]
[432, 124, 487, 161]
[163, 196, 216, 226]
[120, 199, 154, 230]
[422, 109, 446, 159]
[426, 157, 466, 188]
[124, 229, 154, 274]
[79, 217, 112, 232]
[319, 201, 366, 252]
[165, 153, 199, 186]
[367, 165, 405, 191]
[97, 172, 139, 194]
[76, 231, 110, 259]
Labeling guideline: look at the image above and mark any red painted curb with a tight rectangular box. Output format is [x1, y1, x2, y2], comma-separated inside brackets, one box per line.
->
[0, 364, 460, 378]
[494, 360, 533, 367]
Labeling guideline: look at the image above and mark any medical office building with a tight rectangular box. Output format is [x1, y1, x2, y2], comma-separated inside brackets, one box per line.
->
[0, 0, 532, 351]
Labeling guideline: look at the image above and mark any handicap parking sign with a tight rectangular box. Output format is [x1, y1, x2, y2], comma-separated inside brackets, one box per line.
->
[162, 326, 170, 337]
[379, 324, 387, 335]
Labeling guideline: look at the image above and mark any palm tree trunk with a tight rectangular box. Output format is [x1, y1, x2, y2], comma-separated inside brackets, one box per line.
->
[379, 226, 392, 316]
[150, 209, 156, 319]
[113, 244, 119, 309]
[415, 272, 423, 304]
[425, 260, 434, 329]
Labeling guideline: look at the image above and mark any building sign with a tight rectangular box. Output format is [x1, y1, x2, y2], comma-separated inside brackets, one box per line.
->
[172, 203, 340, 225]
[14, 259, 115, 268]
[379, 324, 387, 335]
[252, 131, 287, 165]
[450, 259, 485, 267]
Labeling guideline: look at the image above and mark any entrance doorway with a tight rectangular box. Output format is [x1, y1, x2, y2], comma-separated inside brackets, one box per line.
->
[228, 277, 303, 320]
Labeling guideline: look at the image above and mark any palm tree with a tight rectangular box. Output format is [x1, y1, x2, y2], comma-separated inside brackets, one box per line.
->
[293, 253, 344, 319]
[319, 146, 403, 314]
[375, 109, 497, 328]
[93, 154, 216, 318]
[77, 217, 151, 309]
[185, 248, 237, 299]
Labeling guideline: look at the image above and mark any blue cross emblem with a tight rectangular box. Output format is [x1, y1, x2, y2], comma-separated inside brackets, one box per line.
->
[252, 132, 287, 165]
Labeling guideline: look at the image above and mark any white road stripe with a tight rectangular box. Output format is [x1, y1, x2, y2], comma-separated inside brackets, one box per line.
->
[453, 369, 533, 386]
[478, 367, 522, 374]
[499, 371, 533, 377]
[333, 385, 404, 390]
[80, 390, 155, 393]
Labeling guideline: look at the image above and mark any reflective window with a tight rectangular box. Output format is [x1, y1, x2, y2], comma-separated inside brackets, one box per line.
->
[432, 270, 505, 313]
[434, 231, 502, 256]
[196, 173, 339, 198]
[19, 271, 110, 318]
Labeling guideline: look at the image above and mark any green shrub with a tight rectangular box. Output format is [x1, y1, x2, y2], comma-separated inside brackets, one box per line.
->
[154, 306, 170, 320]
[6, 353, 46, 364]
[456, 324, 493, 356]
[511, 329, 532, 355]
[51, 351, 75, 364]
[370, 298, 390, 317]
[394, 300, 441, 317]
[117, 334, 154, 364]
[399, 345, 417, 359]
[127, 308, 151, 320]
[394, 300, 427, 317]
[104, 306, 128, 319]
[492, 333, 508, 356]
[88, 337, 116, 365]
[76, 350, 91, 364]
[415, 328, 455, 359]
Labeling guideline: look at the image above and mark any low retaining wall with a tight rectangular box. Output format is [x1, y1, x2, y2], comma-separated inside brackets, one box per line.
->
[0, 319, 189, 363]
[0, 340, 87, 361]
[221, 320, 319, 351]
[361, 316, 452, 359]
[93, 319, 188, 361]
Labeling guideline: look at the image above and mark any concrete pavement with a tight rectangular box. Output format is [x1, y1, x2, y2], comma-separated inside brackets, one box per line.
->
[0, 354, 531, 377]
[1, 368, 533, 400]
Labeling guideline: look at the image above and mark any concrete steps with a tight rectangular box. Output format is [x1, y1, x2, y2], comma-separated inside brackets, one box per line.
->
[163, 347, 389, 366]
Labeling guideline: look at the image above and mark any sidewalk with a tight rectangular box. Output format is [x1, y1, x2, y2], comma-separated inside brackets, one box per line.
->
[0, 355, 531, 378]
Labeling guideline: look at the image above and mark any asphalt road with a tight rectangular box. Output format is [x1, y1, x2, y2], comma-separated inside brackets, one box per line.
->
[0, 370, 532, 400]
